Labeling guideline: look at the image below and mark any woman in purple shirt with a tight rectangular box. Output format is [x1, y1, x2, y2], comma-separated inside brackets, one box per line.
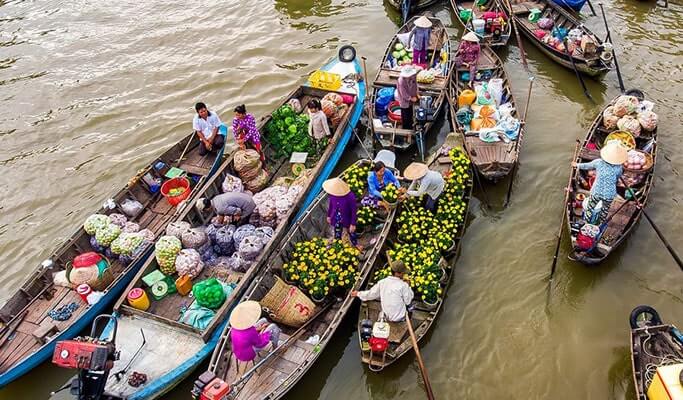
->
[232, 104, 264, 161]
[323, 178, 359, 247]
[408, 16, 433, 65]
[229, 301, 281, 363]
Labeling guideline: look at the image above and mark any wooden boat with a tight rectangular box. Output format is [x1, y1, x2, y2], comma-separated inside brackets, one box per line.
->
[629, 305, 683, 400]
[504, 0, 612, 76]
[357, 134, 473, 370]
[371, 15, 454, 156]
[203, 159, 397, 400]
[565, 94, 656, 265]
[449, 45, 525, 181]
[0, 132, 224, 387]
[99, 50, 367, 400]
[386, 0, 441, 21]
[450, 0, 512, 47]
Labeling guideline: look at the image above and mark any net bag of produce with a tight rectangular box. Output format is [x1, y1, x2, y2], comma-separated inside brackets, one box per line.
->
[95, 224, 121, 247]
[90, 236, 106, 253]
[214, 224, 236, 256]
[613, 95, 639, 117]
[119, 239, 150, 265]
[192, 278, 226, 309]
[244, 169, 269, 193]
[227, 253, 251, 272]
[637, 110, 657, 131]
[221, 173, 244, 193]
[138, 229, 155, 242]
[182, 228, 208, 249]
[321, 99, 337, 118]
[287, 98, 303, 113]
[108, 213, 127, 228]
[111, 232, 145, 256]
[253, 226, 275, 245]
[602, 106, 619, 130]
[331, 104, 348, 128]
[237, 235, 264, 261]
[155, 235, 182, 274]
[84, 214, 111, 235]
[233, 224, 256, 248]
[122, 221, 140, 233]
[120, 199, 144, 218]
[234, 149, 262, 175]
[205, 223, 221, 244]
[617, 115, 642, 137]
[323, 92, 344, 106]
[166, 221, 191, 239]
[175, 249, 205, 278]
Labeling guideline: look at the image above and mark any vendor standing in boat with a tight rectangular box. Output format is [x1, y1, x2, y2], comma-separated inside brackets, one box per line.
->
[196, 192, 256, 225]
[193, 102, 226, 156]
[454, 32, 481, 87]
[396, 66, 420, 130]
[307, 99, 331, 152]
[229, 301, 281, 363]
[324, 178, 359, 248]
[232, 104, 264, 161]
[351, 261, 414, 322]
[400, 162, 444, 212]
[364, 161, 400, 210]
[573, 141, 627, 225]
[408, 16, 433, 66]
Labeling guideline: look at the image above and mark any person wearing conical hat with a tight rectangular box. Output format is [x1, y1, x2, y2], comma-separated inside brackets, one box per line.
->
[229, 301, 281, 362]
[396, 66, 420, 130]
[400, 162, 445, 212]
[408, 16, 433, 66]
[454, 32, 481, 87]
[323, 178, 359, 247]
[573, 140, 628, 225]
[351, 261, 414, 322]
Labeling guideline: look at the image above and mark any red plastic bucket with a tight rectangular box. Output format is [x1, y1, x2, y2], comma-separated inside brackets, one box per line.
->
[388, 101, 402, 123]
[161, 177, 191, 206]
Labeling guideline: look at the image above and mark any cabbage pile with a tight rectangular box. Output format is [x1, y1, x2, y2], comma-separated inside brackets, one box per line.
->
[264, 105, 313, 158]
[392, 43, 413, 65]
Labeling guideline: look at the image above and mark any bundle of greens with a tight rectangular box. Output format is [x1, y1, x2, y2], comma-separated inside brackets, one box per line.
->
[265, 105, 313, 158]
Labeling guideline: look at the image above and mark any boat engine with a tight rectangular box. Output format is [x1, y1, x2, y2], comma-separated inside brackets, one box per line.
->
[51, 315, 119, 400]
[192, 371, 231, 400]
[415, 96, 435, 123]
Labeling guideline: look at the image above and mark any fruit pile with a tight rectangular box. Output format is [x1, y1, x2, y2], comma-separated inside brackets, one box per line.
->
[168, 187, 186, 197]
[155, 235, 182, 274]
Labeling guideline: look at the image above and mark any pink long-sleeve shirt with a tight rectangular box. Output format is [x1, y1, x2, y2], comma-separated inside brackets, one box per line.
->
[230, 326, 271, 362]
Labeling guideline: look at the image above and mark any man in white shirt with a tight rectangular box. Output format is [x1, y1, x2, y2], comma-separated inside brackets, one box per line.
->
[351, 261, 414, 322]
[193, 102, 226, 156]
[400, 162, 445, 212]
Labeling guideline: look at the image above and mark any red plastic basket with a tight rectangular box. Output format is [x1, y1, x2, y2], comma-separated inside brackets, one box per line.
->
[388, 101, 402, 123]
[161, 177, 191, 206]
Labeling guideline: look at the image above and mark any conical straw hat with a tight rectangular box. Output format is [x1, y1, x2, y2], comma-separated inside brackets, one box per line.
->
[600, 141, 628, 165]
[463, 32, 480, 42]
[229, 300, 262, 330]
[403, 162, 429, 180]
[322, 178, 351, 197]
[414, 16, 433, 28]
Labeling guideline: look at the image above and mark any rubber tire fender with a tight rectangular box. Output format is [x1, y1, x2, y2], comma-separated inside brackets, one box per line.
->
[629, 305, 663, 329]
[338, 45, 357, 63]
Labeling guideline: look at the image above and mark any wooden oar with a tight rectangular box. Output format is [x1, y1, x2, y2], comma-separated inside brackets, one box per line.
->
[406, 309, 435, 400]
[503, 0, 528, 71]
[598, 3, 625, 93]
[546, 140, 581, 307]
[503, 75, 534, 207]
[563, 38, 593, 102]
[619, 177, 683, 271]
[585, 0, 597, 16]
[361, 56, 377, 148]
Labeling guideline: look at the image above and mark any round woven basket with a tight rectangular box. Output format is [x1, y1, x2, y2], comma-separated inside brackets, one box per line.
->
[623, 150, 653, 174]
[66, 255, 114, 291]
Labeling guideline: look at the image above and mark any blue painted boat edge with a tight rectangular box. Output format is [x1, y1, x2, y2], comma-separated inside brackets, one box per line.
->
[294, 57, 366, 220]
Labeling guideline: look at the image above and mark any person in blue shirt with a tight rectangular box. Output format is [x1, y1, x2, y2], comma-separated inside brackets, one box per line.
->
[362, 161, 400, 210]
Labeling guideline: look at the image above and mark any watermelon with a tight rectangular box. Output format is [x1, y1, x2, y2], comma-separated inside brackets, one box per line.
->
[392, 51, 401, 59]
[399, 49, 407, 58]
[395, 43, 404, 51]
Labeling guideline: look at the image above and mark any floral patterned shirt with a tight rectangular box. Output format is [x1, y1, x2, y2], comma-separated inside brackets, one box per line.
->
[577, 159, 623, 200]
[458, 41, 481, 64]
[232, 113, 261, 145]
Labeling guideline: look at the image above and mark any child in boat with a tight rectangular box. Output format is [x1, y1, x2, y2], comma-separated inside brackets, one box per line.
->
[351, 261, 414, 322]
[573, 141, 627, 225]
[454, 32, 481, 87]
[232, 104, 264, 161]
[323, 178, 359, 248]
[195, 192, 256, 225]
[193, 102, 226, 156]
[408, 16, 433, 66]
[229, 301, 281, 363]
[400, 162, 445, 212]
[307, 99, 331, 153]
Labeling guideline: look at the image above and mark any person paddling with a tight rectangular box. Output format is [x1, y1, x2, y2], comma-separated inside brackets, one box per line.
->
[351, 261, 414, 322]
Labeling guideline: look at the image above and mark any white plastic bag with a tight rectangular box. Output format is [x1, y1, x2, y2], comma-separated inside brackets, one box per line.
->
[488, 78, 504, 106]
[121, 199, 144, 218]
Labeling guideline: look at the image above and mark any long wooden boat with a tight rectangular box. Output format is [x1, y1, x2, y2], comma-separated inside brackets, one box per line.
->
[0, 132, 224, 387]
[371, 15, 454, 155]
[565, 94, 657, 265]
[504, 0, 612, 76]
[629, 305, 683, 400]
[357, 133, 473, 370]
[203, 159, 397, 400]
[99, 50, 367, 400]
[449, 45, 525, 181]
[386, 0, 441, 19]
[450, 0, 512, 47]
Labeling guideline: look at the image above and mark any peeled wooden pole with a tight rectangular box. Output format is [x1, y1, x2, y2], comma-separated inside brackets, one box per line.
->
[546, 140, 581, 306]
[405, 310, 436, 400]
[504, 0, 528, 71]
[563, 38, 593, 102]
[503, 76, 534, 207]
[619, 177, 683, 271]
[598, 3, 626, 93]
[361, 56, 378, 150]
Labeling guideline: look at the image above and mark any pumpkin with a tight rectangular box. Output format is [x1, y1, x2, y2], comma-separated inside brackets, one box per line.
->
[321, 99, 336, 118]
[457, 90, 476, 107]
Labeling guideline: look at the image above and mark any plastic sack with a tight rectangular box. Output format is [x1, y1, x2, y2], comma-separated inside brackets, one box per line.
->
[488, 78, 504, 106]
[637, 100, 654, 113]
[121, 199, 144, 218]
[221, 174, 244, 193]
[198, 241, 219, 266]
[192, 278, 226, 309]
[613, 95, 639, 117]
[155, 235, 182, 275]
[551, 27, 568, 41]
[457, 90, 476, 108]
[498, 103, 515, 118]
[233, 224, 256, 248]
[537, 18, 554, 29]
[287, 98, 303, 113]
[568, 28, 583, 43]
[234, 149, 262, 175]
[244, 169, 269, 193]
[166, 221, 191, 239]
[108, 213, 127, 228]
[111, 232, 145, 256]
[474, 83, 494, 105]
[323, 92, 344, 106]
[533, 29, 548, 40]
[122, 221, 140, 233]
[237, 235, 264, 261]
[498, 116, 520, 140]
[637, 110, 657, 131]
[138, 229, 155, 242]
[84, 214, 111, 235]
[214, 224, 236, 256]
[179, 301, 216, 330]
[602, 106, 619, 130]
[229, 253, 251, 272]
[175, 249, 204, 278]
[455, 106, 473, 126]
[95, 224, 121, 247]
[617, 115, 642, 137]
[181, 228, 208, 249]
